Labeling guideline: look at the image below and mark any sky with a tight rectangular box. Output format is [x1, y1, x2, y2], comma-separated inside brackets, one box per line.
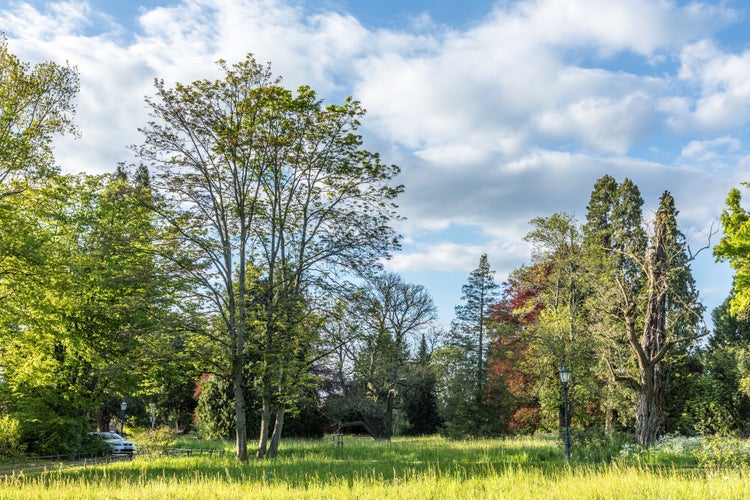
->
[2, 0, 748, 328]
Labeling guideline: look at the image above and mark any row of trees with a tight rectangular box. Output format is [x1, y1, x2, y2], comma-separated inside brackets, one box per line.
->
[3, 38, 750, 460]
[430, 175, 750, 448]
[435, 177, 705, 447]
[0, 41, 404, 460]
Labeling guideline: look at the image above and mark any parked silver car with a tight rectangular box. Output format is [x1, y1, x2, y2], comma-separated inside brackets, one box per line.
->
[89, 432, 136, 456]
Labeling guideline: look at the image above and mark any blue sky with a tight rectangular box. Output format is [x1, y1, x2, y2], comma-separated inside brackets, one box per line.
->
[2, 0, 749, 328]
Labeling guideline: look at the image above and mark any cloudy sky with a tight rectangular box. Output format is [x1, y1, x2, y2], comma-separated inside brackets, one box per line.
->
[2, 0, 748, 326]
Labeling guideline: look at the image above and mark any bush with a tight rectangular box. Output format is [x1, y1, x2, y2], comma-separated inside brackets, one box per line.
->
[570, 430, 634, 463]
[21, 417, 93, 456]
[0, 414, 25, 458]
[692, 436, 750, 469]
[651, 433, 701, 456]
[617, 433, 701, 467]
[79, 433, 112, 456]
[131, 426, 175, 456]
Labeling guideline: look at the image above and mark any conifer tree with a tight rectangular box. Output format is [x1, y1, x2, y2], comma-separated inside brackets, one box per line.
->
[403, 335, 442, 435]
[452, 254, 499, 402]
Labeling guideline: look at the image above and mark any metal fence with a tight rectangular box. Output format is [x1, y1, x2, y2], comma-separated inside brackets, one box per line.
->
[0, 447, 238, 475]
[164, 448, 232, 457]
[0, 452, 131, 475]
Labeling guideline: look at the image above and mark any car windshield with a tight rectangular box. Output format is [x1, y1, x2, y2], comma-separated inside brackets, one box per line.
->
[98, 432, 123, 440]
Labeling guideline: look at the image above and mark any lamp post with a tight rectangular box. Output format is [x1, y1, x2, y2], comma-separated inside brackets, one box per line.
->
[559, 365, 571, 463]
[149, 402, 156, 431]
[120, 400, 127, 435]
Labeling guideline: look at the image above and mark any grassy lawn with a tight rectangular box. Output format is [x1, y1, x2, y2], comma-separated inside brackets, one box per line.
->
[1, 435, 749, 499]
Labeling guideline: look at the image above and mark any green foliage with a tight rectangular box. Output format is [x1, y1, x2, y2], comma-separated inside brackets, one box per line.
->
[692, 436, 750, 469]
[131, 426, 175, 456]
[569, 429, 635, 463]
[194, 374, 255, 441]
[331, 273, 436, 440]
[402, 335, 442, 436]
[78, 433, 112, 456]
[664, 349, 704, 435]
[0, 35, 78, 183]
[0, 414, 24, 458]
[138, 54, 403, 459]
[451, 254, 498, 397]
[715, 185, 750, 315]
[22, 418, 93, 456]
[618, 433, 700, 467]
[443, 255, 506, 437]
[690, 299, 750, 437]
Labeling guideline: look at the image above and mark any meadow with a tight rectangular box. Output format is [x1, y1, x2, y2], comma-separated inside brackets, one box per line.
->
[1, 435, 750, 499]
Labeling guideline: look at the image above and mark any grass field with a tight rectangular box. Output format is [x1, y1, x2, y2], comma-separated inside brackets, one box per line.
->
[1, 435, 749, 499]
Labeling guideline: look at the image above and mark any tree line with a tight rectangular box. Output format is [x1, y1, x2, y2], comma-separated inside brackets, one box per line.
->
[2, 39, 750, 461]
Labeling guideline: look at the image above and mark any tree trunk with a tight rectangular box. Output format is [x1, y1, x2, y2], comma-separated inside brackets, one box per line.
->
[267, 405, 285, 458]
[383, 388, 395, 440]
[477, 286, 485, 403]
[605, 407, 614, 435]
[358, 413, 380, 438]
[635, 360, 665, 447]
[232, 358, 248, 461]
[256, 380, 272, 459]
[633, 218, 668, 447]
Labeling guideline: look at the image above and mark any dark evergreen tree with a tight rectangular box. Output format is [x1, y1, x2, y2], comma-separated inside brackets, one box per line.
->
[582, 176, 646, 434]
[451, 254, 499, 402]
[403, 335, 442, 435]
[582, 180, 703, 446]
[442, 254, 507, 438]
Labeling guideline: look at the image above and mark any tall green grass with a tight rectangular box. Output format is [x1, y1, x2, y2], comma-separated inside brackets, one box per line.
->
[2, 435, 749, 499]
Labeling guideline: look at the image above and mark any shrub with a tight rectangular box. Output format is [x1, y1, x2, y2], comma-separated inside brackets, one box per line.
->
[692, 436, 750, 469]
[617, 433, 700, 467]
[570, 429, 634, 463]
[79, 433, 112, 456]
[21, 416, 92, 456]
[132, 426, 175, 456]
[651, 433, 701, 456]
[0, 414, 25, 458]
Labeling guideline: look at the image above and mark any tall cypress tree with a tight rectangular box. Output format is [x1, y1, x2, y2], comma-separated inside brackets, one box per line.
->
[583, 178, 702, 445]
[582, 177, 646, 433]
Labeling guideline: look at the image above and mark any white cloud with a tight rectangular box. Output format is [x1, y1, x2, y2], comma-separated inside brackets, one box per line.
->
[678, 136, 741, 165]
[353, 0, 736, 170]
[387, 242, 488, 272]
[0, 1, 92, 40]
[1, 0, 745, 320]
[675, 40, 750, 133]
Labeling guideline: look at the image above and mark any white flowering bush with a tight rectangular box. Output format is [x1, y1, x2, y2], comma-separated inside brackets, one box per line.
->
[692, 436, 750, 469]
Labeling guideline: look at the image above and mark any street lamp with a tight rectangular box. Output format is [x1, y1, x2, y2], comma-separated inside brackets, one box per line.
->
[559, 365, 571, 463]
[120, 400, 127, 435]
[149, 402, 156, 430]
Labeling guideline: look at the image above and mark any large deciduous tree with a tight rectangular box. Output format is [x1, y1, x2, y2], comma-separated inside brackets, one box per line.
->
[0, 36, 78, 189]
[250, 85, 402, 459]
[486, 266, 545, 434]
[136, 55, 401, 460]
[0, 170, 186, 453]
[333, 273, 436, 440]
[715, 183, 750, 315]
[0, 37, 79, 383]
